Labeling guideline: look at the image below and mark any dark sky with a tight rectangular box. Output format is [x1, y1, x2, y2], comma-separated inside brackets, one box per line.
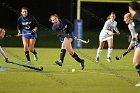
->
[0, 0, 129, 30]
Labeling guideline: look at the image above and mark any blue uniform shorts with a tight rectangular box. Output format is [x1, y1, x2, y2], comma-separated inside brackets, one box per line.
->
[22, 29, 37, 39]
[136, 43, 140, 48]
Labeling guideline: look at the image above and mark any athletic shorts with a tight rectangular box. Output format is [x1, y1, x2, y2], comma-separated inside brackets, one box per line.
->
[22, 29, 37, 39]
[59, 37, 64, 43]
[99, 30, 113, 42]
[136, 43, 140, 48]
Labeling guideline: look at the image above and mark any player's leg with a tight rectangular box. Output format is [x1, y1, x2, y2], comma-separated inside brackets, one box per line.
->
[29, 38, 38, 61]
[0, 46, 9, 62]
[66, 38, 84, 70]
[55, 38, 67, 66]
[95, 41, 105, 62]
[106, 38, 113, 62]
[133, 44, 140, 86]
[22, 38, 31, 63]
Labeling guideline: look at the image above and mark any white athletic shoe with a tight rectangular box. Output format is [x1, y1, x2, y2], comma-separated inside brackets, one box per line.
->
[34, 54, 38, 61]
[135, 83, 140, 86]
[106, 57, 112, 62]
[25, 61, 31, 65]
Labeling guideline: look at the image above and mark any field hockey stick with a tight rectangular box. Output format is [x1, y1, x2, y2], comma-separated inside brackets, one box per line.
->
[75, 38, 90, 43]
[6, 33, 32, 37]
[6, 61, 43, 71]
[53, 30, 90, 43]
[115, 45, 136, 60]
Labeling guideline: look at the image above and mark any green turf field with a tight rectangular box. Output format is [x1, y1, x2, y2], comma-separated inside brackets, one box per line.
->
[0, 48, 140, 93]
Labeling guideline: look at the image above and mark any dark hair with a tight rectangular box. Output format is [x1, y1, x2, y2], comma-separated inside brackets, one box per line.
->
[129, 1, 140, 11]
[49, 14, 58, 22]
[21, 7, 28, 11]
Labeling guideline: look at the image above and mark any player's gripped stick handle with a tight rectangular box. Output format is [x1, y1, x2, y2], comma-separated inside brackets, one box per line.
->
[6, 61, 43, 71]
[115, 45, 136, 60]
[105, 31, 119, 35]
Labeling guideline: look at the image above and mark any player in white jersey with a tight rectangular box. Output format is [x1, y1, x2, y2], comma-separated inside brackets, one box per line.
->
[124, 13, 136, 51]
[0, 28, 9, 71]
[95, 12, 120, 62]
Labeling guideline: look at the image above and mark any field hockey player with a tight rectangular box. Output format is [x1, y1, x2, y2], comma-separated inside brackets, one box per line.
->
[95, 12, 120, 62]
[123, 13, 136, 51]
[49, 14, 85, 70]
[0, 28, 10, 71]
[129, 1, 140, 87]
[17, 7, 38, 64]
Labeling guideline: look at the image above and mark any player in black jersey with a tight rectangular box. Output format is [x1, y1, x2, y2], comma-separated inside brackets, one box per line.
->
[17, 7, 38, 64]
[49, 14, 84, 70]
[129, 1, 140, 86]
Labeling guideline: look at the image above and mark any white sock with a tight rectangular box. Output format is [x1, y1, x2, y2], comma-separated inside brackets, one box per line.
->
[107, 48, 113, 58]
[96, 48, 102, 58]
[0, 46, 8, 59]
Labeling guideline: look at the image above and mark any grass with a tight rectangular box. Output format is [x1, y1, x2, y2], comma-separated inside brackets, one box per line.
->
[0, 48, 139, 93]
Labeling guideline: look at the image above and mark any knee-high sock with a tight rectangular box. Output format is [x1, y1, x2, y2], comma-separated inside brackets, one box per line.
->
[136, 64, 140, 76]
[0, 46, 7, 59]
[96, 48, 102, 58]
[25, 51, 30, 61]
[31, 50, 37, 55]
[60, 49, 66, 63]
[107, 48, 112, 58]
[72, 52, 82, 63]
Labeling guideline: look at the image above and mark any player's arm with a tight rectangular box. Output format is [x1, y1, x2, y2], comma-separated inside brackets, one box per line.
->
[52, 27, 74, 39]
[31, 15, 38, 32]
[17, 18, 22, 36]
[134, 13, 140, 34]
[127, 38, 136, 52]
[64, 19, 73, 34]
[113, 22, 120, 35]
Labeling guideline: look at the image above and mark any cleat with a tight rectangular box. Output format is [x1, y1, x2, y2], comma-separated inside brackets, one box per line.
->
[55, 60, 63, 66]
[25, 61, 31, 65]
[80, 59, 85, 70]
[107, 57, 112, 62]
[95, 57, 99, 62]
[34, 54, 38, 61]
[136, 83, 140, 87]
[5, 58, 10, 63]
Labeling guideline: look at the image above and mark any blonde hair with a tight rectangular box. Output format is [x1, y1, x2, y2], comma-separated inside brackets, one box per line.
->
[49, 14, 59, 22]
[0, 28, 6, 36]
[124, 13, 132, 20]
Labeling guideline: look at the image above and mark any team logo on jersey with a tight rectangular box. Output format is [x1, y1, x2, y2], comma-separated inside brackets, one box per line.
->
[22, 21, 31, 29]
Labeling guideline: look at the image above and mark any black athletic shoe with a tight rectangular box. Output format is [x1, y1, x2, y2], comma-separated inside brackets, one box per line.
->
[55, 60, 63, 66]
[5, 58, 9, 63]
[80, 59, 85, 70]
